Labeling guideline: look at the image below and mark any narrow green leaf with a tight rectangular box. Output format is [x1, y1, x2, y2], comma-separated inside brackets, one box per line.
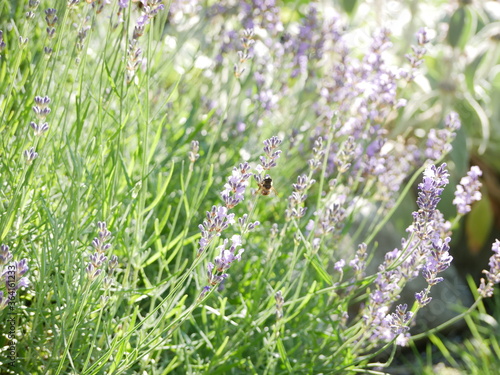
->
[464, 50, 487, 93]
[214, 336, 230, 357]
[463, 91, 490, 154]
[143, 162, 175, 213]
[277, 339, 293, 372]
[447, 7, 466, 48]
[341, 0, 358, 16]
[305, 253, 332, 285]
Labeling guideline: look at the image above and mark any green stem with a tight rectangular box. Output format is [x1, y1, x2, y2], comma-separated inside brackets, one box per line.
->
[411, 298, 482, 341]
[55, 281, 92, 375]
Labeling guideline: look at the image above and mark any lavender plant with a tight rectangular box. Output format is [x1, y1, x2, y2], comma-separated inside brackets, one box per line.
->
[1, 1, 500, 374]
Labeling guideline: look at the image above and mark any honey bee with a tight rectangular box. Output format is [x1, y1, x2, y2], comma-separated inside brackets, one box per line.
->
[256, 175, 277, 196]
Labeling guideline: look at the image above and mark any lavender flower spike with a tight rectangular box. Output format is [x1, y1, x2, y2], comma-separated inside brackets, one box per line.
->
[3, 258, 30, 291]
[411, 163, 449, 242]
[386, 303, 413, 335]
[425, 112, 460, 161]
[256, 136, 282, 173]
[213, 235, 244, 273]
[478, 239, 500, 298]
[453, 166, 482, 215]
[86, 221, 116, 282]
[0, 244, 13, 265]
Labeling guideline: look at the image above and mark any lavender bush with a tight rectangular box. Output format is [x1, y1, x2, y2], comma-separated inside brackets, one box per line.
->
[0, 0, 499, 374]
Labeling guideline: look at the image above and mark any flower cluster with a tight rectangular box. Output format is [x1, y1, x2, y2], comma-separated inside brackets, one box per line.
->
[240, 0, 283, 36]
[478, 240, 500, 298]
[85, 222, 118, 286]
[45, 8, 58, 39]
[286, 6, 330, 78]
[76, 23, 91, 60]
[404, 27, 431, 81]
[359, 164, 452, 346]
[206, 235, 244, 285]
[285, 174, 314, 221]
[0, 30, 5, 54]
[411, 164, 453, 306]
[252, 137, 282, 199]
[126, 0, 165, 83]
[26, 95, 52, 164]
[308, 136, 325, 171]
[421, 237, 453, 285]
[425, 112, 461, 161]
[234, 28, 255, 79]
[349, 243, 368, 278]
[146, 1, 165, 18]
[26, 0, 40, 20]
[386, 303, 413, 335]
[275, 290, 284, 320]
[198, 206, 236, 255]
[453, 165, 482, 215]
[238, 214, 260, 233]
[336, 136, 356, 174]
[221, 162, 252, 209]
[255, 136, 282, 173]
[0, 245, 29, 311]
[188, 140, 200, 164]
[198, 136, 282, 296]
[412, 163, 450, 238]
[32, 95, 51, 122]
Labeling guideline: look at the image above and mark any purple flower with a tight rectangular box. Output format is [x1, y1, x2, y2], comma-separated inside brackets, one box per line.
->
[425, 112, 461, 161]
[198, 285, 212, 301]
[30, 121, 49, 136]
[90, 253, 108, 268]
[239, 1, 283, 37]
[33, 95, 52, 120]
[136, 14, 149, 27]
[453, 166, 482, 215]
[0, 244, 13, 265]
[415, 290, 432, 306]
[334, 259, 345, 272]
[285, 174, 314, 220]
[0, 291, 9, 310]
[416, 27, 431, 45]
[404, 28, 432, 81]
[308, 136, 325, 171]
[478, 239, 500, 298]
[239, 214, 260, 232]
[0, 30, 5, 52]
[386, 303, 413, 335]
[412, 164, 449, 239]
[24, 147, 38, 164]
[221, 163, 252, 208]
[86, 222, 116, 282]
[44, 8, 58, 27]
[361, 164, 452, 346]
[213, 235, 244, 273]
[256, 136, 282, 172]
[86, 264, 102, 281]
[198, 205, 236, 254]
[349, 243, 367, 277]
[3, 259, 29, 291]
[206, 262, 228, 286]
